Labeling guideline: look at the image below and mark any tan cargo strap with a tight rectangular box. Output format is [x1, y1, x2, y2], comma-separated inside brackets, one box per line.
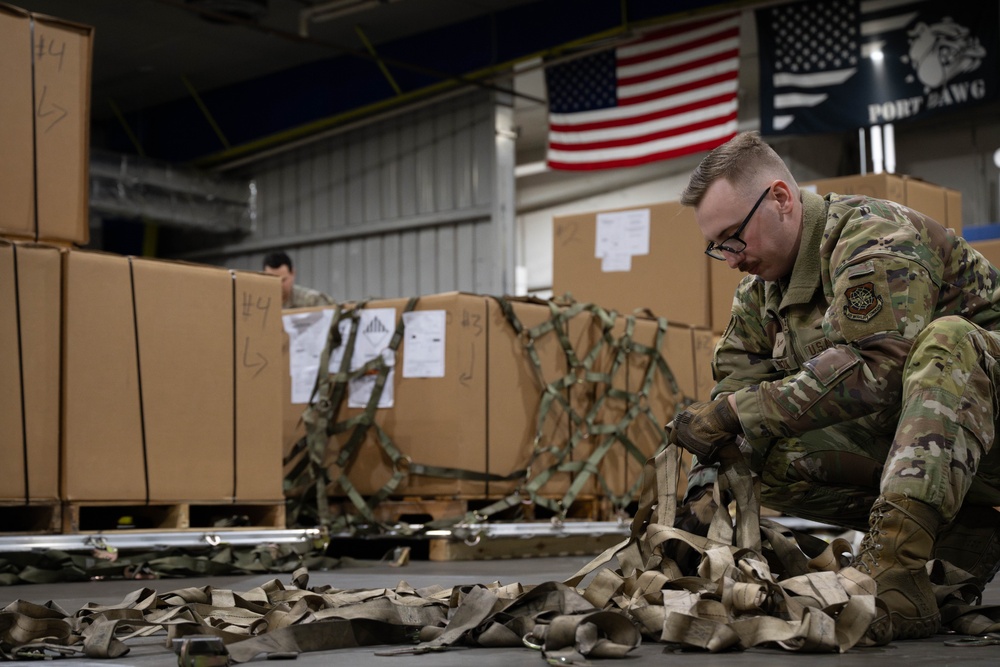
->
[286, 302, 348, 527]
[0, 569, 640, 664]
[560, 444, 882, 652]
[325, 298, 416, 530]
[0, 540, 341, 586]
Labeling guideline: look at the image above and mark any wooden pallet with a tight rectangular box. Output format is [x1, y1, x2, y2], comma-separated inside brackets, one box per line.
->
[62, 500, 286, 534]
[327, 497, 468, 525]
[0, 500, 61, 535]
[329, 495, 616, 525]
[519, 496, 613, 522]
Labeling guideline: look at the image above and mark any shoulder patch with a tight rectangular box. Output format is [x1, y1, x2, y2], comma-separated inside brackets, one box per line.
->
[843, 282, 883, 322]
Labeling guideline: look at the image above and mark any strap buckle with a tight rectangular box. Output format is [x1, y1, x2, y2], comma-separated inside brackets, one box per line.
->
[172, 636, 230, 667]
[944, 633, 1000, 647]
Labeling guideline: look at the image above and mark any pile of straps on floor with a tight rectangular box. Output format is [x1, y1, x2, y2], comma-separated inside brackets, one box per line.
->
[4, 445, 1000, 663]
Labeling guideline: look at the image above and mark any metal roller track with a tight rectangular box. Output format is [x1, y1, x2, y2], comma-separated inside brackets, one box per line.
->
[0, 528, 324, 553]
[0, 516, 839, 554]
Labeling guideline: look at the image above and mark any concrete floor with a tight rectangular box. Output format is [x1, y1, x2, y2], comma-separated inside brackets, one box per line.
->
[3, 554, 1000, 666]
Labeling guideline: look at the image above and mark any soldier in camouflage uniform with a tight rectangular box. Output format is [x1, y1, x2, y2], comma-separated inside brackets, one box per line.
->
[670, 131, 1000, 642]
[263, 251, 335, 309]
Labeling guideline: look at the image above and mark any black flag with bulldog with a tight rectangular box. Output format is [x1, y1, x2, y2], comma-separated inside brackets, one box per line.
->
[756, 0, 999, 135]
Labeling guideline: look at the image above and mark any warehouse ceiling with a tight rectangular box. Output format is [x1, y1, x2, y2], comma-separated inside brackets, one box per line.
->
[12, 0, 746, 167]
[16, 0, 541, 120]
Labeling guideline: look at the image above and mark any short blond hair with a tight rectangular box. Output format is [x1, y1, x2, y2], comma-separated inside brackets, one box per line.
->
[681, 132, 796, 207]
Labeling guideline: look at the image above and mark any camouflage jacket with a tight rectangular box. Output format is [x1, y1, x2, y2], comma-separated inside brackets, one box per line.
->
[717, 190, 1000, 445]
[286, 283, 335, 309]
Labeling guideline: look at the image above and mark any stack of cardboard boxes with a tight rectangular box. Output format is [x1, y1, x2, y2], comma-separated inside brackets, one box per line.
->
[281, 293, 693, 513]
[1, 3, 285, 533]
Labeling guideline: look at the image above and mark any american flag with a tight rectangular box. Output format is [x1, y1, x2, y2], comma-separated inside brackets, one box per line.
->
[544, 14, 741, 171]
[757, 0, 999, 134]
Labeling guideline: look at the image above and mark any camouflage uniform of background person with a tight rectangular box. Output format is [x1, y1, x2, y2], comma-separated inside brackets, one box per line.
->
[670, 131, 1000, 642]
[263, 251, 335, 309]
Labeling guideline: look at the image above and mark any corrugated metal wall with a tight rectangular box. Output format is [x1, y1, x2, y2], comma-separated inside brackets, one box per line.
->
[195, 91, 513, 301]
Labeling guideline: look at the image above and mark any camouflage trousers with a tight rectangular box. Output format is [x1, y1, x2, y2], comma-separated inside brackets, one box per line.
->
[689, 316, 1000, 530]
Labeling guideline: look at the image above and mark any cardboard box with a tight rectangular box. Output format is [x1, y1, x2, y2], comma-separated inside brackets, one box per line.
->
[62, 251, 284, 502]
[693, 329, 720, 402]
[133, 259, 235, 501]
[280, 312, 330, 500]
[62, 250, 147, 501]
[971, 239, 1000, 269]
[552, 202, 710, 328]
[0, 241, 61, 501]
[233, 271, 284, 501]
[710, 260, 742, 334]
[325, 293, 491, 498]
[711, 173, 965, 333]
[803, 173, 962, 235]
[281, 331, 306, 460]
[0, 4, 92, 245]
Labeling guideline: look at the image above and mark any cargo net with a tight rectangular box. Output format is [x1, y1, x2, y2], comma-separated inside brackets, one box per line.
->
[283, 295, 692, 533]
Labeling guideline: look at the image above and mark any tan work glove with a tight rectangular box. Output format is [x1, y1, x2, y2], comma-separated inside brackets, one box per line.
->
[670, 396, 741, 463]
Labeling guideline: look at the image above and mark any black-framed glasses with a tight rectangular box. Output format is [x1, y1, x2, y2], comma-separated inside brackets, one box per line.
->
[705, 186, 771, 261]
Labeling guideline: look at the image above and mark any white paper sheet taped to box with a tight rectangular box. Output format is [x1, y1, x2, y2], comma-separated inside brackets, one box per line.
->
[595, 208, 650, 272]
[402, 310, 446, 378]
[282, 309, 334, 404]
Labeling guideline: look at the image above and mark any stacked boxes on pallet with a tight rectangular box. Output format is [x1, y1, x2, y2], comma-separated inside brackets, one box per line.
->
[1, 4, 287, 534]
[281, 293, 692, 521]
[0, 3, 92, 246]
[61, 253, 285, 510]
[0, 246, 287, 533]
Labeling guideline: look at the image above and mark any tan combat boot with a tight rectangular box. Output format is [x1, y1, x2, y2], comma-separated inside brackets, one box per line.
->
[933, 504, 1000, 598]
[854, 493, 941, 640]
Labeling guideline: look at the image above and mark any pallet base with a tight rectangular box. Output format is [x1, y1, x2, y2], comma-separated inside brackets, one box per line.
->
[328, 495, 616, 525]
[0, 501, 61, 535]
[325, 526, 626, 562]
[62, 501, 286, 533]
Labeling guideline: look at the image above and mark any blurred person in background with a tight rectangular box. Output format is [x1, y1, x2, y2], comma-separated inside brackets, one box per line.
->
[263, 251, 334, 309]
